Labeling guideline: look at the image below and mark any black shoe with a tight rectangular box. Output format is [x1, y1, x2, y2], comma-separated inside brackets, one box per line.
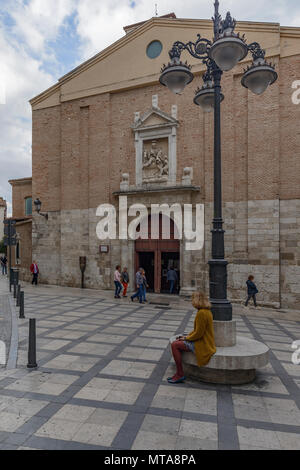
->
[131, 296, 134, 302]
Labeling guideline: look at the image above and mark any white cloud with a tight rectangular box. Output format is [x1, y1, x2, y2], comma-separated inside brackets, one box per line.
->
[9, 0, 77, 53]
[0, 0, 76, 208]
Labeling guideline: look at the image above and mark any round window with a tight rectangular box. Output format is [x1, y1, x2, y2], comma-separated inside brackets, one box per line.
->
[146, 40, 163, 59]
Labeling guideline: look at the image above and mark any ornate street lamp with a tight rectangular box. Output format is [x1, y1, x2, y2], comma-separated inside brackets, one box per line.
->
[159, 0, 278, 321]
[242, 43, 277, 95]
[193, 65, 224, 112]
[34, 198, 48, 220]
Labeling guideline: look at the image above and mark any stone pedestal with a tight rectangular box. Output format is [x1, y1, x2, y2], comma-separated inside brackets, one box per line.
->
[170, 319, 269, 385]
[213, 320, 236, 347]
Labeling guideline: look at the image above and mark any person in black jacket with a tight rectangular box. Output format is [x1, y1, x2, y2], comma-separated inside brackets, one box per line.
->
[245, 275, 258, 307]
[0, 255, 7, 275]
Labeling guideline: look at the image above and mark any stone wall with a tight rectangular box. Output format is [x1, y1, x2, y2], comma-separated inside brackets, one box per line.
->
[31, 198, 300, 309]
[280, 199, 300, 309]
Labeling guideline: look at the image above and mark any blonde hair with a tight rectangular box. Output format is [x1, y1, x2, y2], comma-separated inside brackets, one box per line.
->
[192, 292, 211, 310]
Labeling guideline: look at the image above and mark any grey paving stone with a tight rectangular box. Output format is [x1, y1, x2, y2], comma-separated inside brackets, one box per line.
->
[4, 432, 29, 446]
[1, 284, 300, 451]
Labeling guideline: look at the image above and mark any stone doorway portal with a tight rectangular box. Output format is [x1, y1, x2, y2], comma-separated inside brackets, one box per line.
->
[135, 215, 180, 294]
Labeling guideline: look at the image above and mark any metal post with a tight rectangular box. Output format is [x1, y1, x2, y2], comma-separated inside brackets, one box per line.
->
[208, 65, 233, 321]
[16, 285, 21, 307]
[13, 280, 17, 299]
[27, 318, 37, 369]
[19, 291, 25, 319]
[8, 222, 12, 292]
[79, 257, 87, 289]
[9, 268, 13, 292]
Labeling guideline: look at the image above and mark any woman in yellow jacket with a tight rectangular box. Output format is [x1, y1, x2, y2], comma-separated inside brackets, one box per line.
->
[168, 292, 216, 384]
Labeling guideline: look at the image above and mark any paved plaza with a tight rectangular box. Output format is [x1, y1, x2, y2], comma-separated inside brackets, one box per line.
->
[0, 280, 300, 450]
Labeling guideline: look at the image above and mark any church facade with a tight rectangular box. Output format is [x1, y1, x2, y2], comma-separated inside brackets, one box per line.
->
[20, 14, 300, 308]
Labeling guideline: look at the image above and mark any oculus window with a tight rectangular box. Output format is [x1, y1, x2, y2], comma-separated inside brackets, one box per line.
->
[147, 40, 163, 59]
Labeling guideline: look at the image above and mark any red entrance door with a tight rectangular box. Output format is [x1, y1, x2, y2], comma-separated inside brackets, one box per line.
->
[135, 215, 180, 293]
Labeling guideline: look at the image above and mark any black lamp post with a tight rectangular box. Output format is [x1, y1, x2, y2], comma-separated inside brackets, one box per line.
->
[159, 0, 277, 321]
[34, 198, 48, 220]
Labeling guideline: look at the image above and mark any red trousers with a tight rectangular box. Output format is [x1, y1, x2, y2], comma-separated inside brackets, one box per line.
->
[122, 282, 128, 296]
[171, 340, 190, 378]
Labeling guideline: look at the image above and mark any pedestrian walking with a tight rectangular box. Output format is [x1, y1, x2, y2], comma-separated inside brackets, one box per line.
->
[168, 292, 216, 384]
[30, 261, 39, 285]
[0, 255, 7, 275]
[131, 268, 144, 304]
[245, 275, 258, 308]
[167, 266, 178, 294]
[141, 269, 149, 302]
[114, 265, 123, 299]
[121, 267, 129, 297]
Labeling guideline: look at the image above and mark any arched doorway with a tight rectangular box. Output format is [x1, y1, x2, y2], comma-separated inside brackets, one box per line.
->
[135, 214, 180, 294]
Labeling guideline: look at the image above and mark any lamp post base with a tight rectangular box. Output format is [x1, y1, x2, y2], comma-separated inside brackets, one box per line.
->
[209, 258, 233, 321]
[210, 299, 233, 322]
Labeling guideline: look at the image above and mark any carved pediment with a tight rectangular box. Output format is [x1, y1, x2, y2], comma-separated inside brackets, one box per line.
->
[132, 107, 178, 131]
[132, 96, 178, 187]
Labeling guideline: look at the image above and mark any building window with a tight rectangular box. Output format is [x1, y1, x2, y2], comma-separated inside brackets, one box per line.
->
[146, 40, 163, 59]
[25, 197, 32, 216]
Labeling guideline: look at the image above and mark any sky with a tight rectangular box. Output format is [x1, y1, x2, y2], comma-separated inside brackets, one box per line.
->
[1, 0, 300, 216]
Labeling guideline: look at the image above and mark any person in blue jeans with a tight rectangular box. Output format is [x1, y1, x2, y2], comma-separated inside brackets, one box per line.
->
[141, 269, 149, 302]
[1, 255, 7, 275]
[114, 265, 123, 299]
[245, 275, 258, 307]
[167, 267, 178, 294]
[131, 268, 144, 304]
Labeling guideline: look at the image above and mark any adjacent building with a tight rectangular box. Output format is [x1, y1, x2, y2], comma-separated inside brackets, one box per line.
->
[0, 197, 7, 241]
[10, 13, 300, 308]
[8, 178, 32, 281]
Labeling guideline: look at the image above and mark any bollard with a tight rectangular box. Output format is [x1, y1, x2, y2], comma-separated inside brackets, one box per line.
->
[9, 268, 13, 292]
[13, 281, 17, 299]
[16, 285, 21, 307]
[19, 291, 25, 319]
[27, 318, 37, 369]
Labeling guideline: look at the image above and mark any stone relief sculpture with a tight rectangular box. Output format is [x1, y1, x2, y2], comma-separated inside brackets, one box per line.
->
[142, 140, 169, 182]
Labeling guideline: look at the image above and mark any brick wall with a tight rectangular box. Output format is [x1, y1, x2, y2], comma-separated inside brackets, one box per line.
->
[9, 180, 32, 219]
[29, 53, 300, 309]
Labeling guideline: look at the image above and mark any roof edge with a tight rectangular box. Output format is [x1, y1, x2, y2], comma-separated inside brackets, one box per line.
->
[29, 17, 300, 107]
[123, 12, 176, 33]
[9, 177, 32, 186]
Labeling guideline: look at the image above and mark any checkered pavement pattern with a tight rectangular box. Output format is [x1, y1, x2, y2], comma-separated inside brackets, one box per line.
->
[0, 292, 299, 450]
